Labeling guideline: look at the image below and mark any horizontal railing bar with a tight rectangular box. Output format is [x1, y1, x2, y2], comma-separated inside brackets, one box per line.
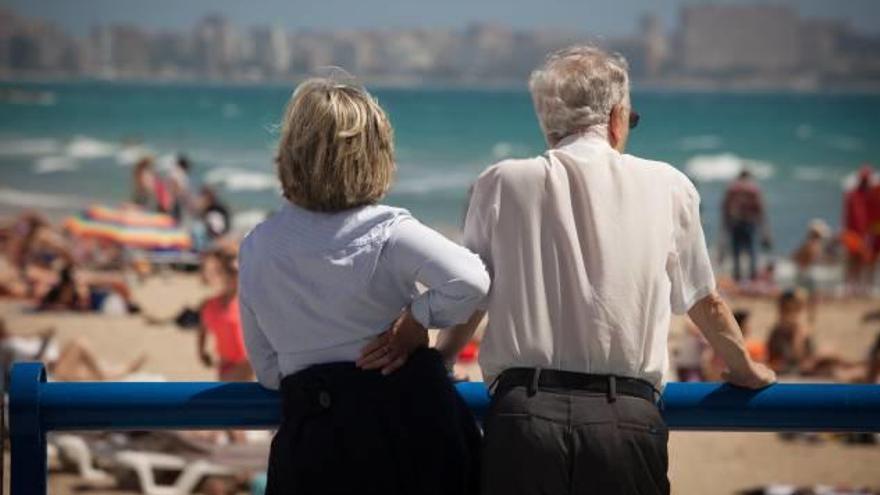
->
[10, 363, 880, 433]
[10, 363, 880, 495]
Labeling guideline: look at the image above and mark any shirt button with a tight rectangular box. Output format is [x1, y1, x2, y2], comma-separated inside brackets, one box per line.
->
[318, 391, 332, 409]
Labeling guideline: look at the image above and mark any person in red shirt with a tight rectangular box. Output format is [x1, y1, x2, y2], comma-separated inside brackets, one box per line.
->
[843, 165, 874, 295]
[197, 246, 253, 382]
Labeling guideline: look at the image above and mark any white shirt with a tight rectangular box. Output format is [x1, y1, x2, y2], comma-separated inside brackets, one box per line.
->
[239, 202, 490, 389]
[464, 132, 715, 388]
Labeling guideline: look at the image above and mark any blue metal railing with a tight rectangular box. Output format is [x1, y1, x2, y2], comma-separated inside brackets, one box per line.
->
[8, 361, 880, 494]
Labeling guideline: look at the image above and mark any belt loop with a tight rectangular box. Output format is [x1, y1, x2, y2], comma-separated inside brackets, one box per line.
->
[487, 373, 502, 395]
[653, 385, 665, 411]
[607, 375, 617, 403]
[528, 367, 542, 397]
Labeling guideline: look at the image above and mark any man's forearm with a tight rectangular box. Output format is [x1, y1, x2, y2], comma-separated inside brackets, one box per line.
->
[687, 292, 752, 373]
[436, 310, 485, 365]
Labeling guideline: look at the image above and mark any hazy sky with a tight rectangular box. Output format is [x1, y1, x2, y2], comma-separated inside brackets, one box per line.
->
[4, 0, 880, 37]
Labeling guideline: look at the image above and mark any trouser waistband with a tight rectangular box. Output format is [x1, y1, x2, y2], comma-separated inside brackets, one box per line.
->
[496, 367, 659, 403]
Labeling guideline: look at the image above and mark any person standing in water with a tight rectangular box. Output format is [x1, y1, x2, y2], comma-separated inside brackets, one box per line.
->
[722, 169, 771, 283]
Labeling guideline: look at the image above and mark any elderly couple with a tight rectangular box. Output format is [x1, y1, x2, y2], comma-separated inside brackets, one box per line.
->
[239, 45, 776, 495]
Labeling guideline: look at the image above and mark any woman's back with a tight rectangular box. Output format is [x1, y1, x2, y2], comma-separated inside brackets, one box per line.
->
[239, 201, 488, 388]
[241, 77, 487, 494]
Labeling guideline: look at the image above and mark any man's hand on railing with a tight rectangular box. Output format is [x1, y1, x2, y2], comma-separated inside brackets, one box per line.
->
[357, 308, 428, 375]
[723, 361, 776, 389]
[689, 291, 777, 390]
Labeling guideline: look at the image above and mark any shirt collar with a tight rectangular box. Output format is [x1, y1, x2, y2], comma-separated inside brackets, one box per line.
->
[553, 125, 611, 150]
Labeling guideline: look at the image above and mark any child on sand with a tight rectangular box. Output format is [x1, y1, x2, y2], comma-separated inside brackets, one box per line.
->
[767, 289, 856, 378]
[792, 219, 832, 322]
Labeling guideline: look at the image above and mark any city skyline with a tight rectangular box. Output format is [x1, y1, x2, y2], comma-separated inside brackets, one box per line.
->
[5, 0, 880, 37]
[1, 2, 879, 91]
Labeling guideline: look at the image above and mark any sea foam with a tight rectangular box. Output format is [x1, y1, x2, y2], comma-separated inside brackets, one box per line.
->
[685, 153, 775, 182]
[679, 135, 723, 151]
[393, 170, 476, 195]
[66, 136, 118, 159]
[0, 137, 61, 156]
[33, 156, 79, 174]
[792, 166, 840, 183]
[0, 187, 88, 209]
[232, 209, 269, 233]
[115, 144, 155, 166]
[491, 141, 529, 160]
[204, 167, 277, 192]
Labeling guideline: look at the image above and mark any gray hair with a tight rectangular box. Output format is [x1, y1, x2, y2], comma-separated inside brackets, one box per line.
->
[528, 45, 630, 143]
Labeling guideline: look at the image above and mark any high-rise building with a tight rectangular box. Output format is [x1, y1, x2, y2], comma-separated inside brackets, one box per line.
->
[150, 31, 195, 78]
[680, 5, 800, 74]
[460, 24, 516, 79]
[641, 13, 669, 78]
[106, 25, 151, 77]
[0, 8, 18, 73]
[196, 15, 241, 78]
[7, 19, 75, 73]
[251, 25, 290, 78]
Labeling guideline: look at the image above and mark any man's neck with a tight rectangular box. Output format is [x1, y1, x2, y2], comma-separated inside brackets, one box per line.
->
[553, 125, 609, 149]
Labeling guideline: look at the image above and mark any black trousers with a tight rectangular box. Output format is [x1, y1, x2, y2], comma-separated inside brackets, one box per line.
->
[481, 380, 670, 495]
[731, 221, 758, 282]
[266, 348, 481, 495]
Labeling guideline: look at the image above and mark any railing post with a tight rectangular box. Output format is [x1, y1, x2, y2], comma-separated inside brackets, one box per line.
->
[9, 362, 47, 495]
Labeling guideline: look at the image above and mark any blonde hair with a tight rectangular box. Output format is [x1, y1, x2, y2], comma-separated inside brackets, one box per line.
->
[276, 78, 395, 212]
[529, 45, 630, 144]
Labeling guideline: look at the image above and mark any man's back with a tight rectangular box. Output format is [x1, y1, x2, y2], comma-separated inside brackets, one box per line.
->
[465, 133, 715, 387]
[723, 177, 764, 225]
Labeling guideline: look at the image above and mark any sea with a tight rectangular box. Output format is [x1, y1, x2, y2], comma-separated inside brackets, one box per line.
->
[1, 81, 879, 255]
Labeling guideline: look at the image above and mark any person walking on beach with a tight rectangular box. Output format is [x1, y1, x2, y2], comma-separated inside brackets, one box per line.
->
[444, 45, 775, 495]
[239, 77, 488, 494]
[722, 169, 771, 282]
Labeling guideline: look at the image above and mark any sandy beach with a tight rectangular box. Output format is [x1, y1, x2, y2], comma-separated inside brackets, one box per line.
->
[1, 273, 878, 494]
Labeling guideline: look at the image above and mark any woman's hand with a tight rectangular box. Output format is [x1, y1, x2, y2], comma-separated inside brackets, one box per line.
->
[357, 309, 428, 375]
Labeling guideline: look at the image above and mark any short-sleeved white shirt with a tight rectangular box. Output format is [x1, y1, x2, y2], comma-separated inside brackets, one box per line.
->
[464, 132, 716, 388]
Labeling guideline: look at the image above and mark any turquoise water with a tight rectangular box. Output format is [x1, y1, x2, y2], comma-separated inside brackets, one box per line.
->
[1, 81, 879, 252]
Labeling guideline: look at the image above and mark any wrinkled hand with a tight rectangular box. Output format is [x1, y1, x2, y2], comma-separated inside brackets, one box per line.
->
[357, 309, 428, 375]
[722, 361, 776, 389]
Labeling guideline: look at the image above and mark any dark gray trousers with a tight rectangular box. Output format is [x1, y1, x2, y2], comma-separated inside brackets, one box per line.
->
[481, 383, 670, 495]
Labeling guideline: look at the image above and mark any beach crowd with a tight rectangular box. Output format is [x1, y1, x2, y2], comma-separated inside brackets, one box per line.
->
[2, 139, 879, 392]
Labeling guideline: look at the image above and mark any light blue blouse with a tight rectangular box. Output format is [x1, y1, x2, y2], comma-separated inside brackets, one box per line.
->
[238, 202, 490, 389]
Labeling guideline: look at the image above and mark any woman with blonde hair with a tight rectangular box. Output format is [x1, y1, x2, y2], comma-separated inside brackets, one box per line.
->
[238, 77, 488, 494]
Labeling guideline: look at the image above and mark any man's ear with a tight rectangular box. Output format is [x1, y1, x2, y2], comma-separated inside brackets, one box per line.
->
[608, 105, 623, 148]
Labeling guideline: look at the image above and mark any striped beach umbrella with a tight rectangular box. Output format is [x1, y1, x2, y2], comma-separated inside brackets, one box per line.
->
[64, 205, 192, 251]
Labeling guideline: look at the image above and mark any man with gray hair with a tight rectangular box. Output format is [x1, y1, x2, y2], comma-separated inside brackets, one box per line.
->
[442, 45, 775, 494]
